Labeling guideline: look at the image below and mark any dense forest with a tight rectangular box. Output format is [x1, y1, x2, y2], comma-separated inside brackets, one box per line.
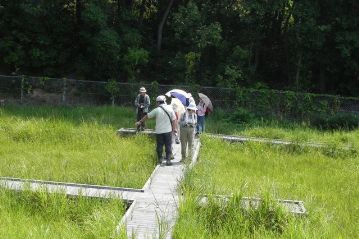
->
[0, 0, 358, 96]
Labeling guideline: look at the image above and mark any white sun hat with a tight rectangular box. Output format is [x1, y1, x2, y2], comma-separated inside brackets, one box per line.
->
[156, 95, 166, 102]
[139, 87, 146, 93]
[187, 102, 197, 111]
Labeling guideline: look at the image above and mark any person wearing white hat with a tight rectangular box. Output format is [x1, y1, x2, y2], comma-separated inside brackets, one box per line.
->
[179, 102, 197, 162]
[134, 87, 150, 131]
[165, 94, 185, 145]
[136, 95, 177, 166]
[187, 93, 196, 105]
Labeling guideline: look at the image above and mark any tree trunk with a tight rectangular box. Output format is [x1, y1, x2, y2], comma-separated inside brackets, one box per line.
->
[157, 0, 175, 51]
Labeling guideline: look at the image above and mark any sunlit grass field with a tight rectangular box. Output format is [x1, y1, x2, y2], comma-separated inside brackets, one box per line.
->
[0, 188, 127, 239]
[0, 105, 156, 188]
[206, 110, 359, 149]
[1, 105, 358, 238]
[174, 137, 359, 238]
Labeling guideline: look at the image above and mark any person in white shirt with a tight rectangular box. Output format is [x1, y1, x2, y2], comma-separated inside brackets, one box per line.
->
[196, 99, 207, 135]
[187, 93, 196, 105]
[136, 95, 177, 166]
[179, 103, 197, 161]
[170, 97, 185, 144]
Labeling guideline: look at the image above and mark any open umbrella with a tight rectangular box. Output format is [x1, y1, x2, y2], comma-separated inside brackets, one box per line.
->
[165, 89, 189, 106]
[171, 97, 185, 115]
[198, 93, 213, 111]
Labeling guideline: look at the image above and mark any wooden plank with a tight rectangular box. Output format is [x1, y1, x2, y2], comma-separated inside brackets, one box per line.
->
[117, 128, 156, 137]
[0, 176, 144, 192]
[118, 128, 344, 150]
[0, 178, 143, 202]
[199, 196, 306, 215]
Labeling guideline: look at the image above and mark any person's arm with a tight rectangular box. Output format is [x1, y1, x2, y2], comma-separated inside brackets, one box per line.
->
[170, 109, 177, 132]
[134, 95, 139, 107]
[135, 115, 148, 126]
[203, 103, 207, 112]
[172, 119, 177, 133]
[145, 95, 150, 108]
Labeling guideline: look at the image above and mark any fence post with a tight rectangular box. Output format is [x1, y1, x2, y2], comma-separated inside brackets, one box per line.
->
[62, 78, 67, 105]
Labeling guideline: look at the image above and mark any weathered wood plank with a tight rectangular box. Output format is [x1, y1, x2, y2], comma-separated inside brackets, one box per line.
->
[199, 196, 306, 215]
[0, 177, 143, 202]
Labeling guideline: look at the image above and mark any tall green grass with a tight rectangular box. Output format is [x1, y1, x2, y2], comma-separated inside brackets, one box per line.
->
[206, 109, 359, 149]
[0, 188, 127, 239]
[0, 105, 156, 188]
[174, 137, 359, 238]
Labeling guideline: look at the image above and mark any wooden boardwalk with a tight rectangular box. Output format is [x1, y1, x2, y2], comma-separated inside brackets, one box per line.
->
[208, 133, 354, 151]
[0, 176, 144, 202]
[116, 130, 201, 239]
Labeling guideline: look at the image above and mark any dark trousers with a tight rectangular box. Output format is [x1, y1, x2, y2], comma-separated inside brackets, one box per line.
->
[156, 132, 172, 162]
[136, 109, 146, 130]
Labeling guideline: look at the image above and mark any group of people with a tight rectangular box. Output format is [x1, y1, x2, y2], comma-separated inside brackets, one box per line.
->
[134, 87, 208, 166]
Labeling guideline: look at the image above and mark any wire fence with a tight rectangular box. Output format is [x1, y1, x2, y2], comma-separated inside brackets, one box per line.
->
[1, 74, 358, 120]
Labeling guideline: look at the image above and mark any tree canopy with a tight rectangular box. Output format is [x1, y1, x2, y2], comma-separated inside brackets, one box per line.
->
[0, 0, 358, 96]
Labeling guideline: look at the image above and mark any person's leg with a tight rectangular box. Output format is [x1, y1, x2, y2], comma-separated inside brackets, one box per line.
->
[175, 121, 180, 144]
[180, 127, 187, 160]
[136, 110, 142, 131]
[202, 117, 206, 132]
[156, 134, 164, 164]
[170, 132, 175, 159]
[141, 112, 147, 130]
[164, 132, 173, 165]
[196, 117, 201, 134]
[188, 128, 194, 159]
[197, 116, 204, 134]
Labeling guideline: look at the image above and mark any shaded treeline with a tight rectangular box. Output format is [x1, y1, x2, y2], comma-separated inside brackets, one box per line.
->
[0, 0, 358, 96]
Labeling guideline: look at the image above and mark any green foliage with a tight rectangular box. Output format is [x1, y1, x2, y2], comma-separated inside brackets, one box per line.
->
[172, 2, 202, 47]
[105, 79, 120, 105]
[228, 86, 353, 122]
[150, 81, 160, 104]
[92, 30, 121, 76]
[311, 113, 359, 130]
[0, 0, 358, 95]
[122, 29, 142, 47]
[81, 3, 107, 30]
[225, 107, 255, 125]
[123, 47, 149, 81]
[197, 195, 288, 236]
[196, 22, 222, 49]
[184, 51, 201, 83]
[0, 188, 126, 238]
